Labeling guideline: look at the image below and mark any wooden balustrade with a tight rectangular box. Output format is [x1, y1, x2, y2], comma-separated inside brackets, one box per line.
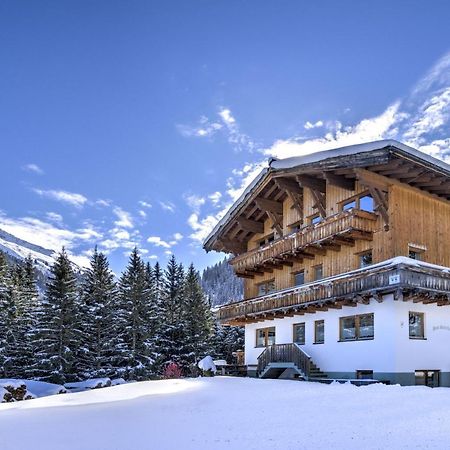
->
[257, 343, 311, 377]
[218, 260, 450, 324]
[231, 209, 378, 275]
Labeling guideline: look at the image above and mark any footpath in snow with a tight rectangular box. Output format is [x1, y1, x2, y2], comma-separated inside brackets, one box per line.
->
[1, 377, 450, 450]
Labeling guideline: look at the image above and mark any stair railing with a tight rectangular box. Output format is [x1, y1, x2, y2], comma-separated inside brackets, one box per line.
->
[257, 343, 311, 378]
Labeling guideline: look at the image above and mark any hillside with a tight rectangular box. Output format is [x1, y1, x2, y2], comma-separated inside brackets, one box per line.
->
[201, 258, 243, 307]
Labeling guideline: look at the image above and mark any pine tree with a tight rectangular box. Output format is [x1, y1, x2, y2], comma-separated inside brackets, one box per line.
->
[183, 264, 213, 370]
[210, 321, 244, 364]
[117, 248, 152, 380]
[6, 256, 39, 379]
[158, 255, 188, 373]
[34, 248, 81, 384]
[79, 248, 118, 379]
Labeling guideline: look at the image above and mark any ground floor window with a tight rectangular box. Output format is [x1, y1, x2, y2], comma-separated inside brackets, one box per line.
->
[409, 312, 425, 339]
[339, 313, 374, 341]
[256, 327, 276, 347]
[415, 370, 440, 387]
[356, 370, 373, 380]
[314, 320, 324, 344]
[293, 270, 305, 286]
[293, 322, 305, 345]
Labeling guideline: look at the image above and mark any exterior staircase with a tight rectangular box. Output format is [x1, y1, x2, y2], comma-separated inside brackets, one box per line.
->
[257, 343, 327, 380]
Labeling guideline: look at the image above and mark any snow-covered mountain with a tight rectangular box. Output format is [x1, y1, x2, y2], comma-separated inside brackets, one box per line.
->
[0, 228, 56, 273]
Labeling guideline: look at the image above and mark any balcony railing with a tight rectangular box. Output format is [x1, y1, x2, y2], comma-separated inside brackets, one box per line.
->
[217, 258, 450, 324]
[230, 209, 378, 275]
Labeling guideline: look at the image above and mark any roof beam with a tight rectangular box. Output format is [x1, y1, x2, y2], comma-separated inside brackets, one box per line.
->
[236, 217, 264, 234]
[297, 175, 326, 193]
[323, 171, 355, 190]
[255, 198, 283, 215]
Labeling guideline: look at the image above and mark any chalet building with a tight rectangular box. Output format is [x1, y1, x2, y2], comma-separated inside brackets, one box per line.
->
[204, 140, 450, 387]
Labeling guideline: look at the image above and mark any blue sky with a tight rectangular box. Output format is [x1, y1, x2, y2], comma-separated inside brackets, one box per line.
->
[0, 1, 449, 272]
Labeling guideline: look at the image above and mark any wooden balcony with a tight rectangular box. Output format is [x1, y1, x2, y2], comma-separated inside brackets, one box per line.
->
[231, 209, 378, 277]
[218, 258, 450, 325]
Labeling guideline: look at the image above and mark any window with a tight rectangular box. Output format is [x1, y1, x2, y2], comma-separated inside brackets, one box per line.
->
[415, 370, 440, 387]
[356, 370, 373, 380]
[258, 233, 275, 248]
[359, 195, 374, 212]
[339, 314, 374, 341]
[341, 192, 374, 213]
[257, 280, 276, 296]
[314, 320, 324, 344]
[256, 327, 276, 347]
[408, 248, 424, 261]
[311, 214, 322, 225]
[293, 323, 305, 345]
[359, 250, 373, 268]
[294, 271, 305, 286]
[290, 221, 302, 232]
[409, 312, 425, 339]
[343, 200, 356, 211]
[313, 264, 323, 281]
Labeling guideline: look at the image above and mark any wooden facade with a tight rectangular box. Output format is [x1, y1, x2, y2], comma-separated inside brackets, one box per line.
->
[203, 141, 450, 326]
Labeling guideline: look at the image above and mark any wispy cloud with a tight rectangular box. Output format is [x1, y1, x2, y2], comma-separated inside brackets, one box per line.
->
[159, 201, 176, 213]
[304, 120, 324, 130]
[138, 200, 152, 209]
[184, 194, 205, 214]
[177, 107, 256, 152]
[22, 163, 44, 175]
[147, 236, 172, 248]
[113, 207, 133, 228]
[33, 188, 88, 208]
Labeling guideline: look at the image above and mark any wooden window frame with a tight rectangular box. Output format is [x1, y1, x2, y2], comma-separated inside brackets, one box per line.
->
[409, 311, 425, 339]
[255, 326, 276, 348]
[408, 245, 425, 261]
[293, 322, 306, 345]
[308, 213, 322, 225]
[256, 279, 276, 297]
[313, 264, 323, 281]
[357, 249, 373, 268]
[258, 232, 275, 248]
[293, 270, 305, 287]
[339, 313, 374, 342]
[314, 320, 325, 344]
[339, 190, 373, 212]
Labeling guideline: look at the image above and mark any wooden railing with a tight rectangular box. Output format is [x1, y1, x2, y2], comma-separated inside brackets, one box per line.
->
[257, 343, 311, 377]
[231, 209, 378, 274]
[218, 259, 450, 323]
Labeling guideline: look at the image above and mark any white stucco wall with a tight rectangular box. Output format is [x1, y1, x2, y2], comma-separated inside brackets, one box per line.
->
[244, 294, 450, 374]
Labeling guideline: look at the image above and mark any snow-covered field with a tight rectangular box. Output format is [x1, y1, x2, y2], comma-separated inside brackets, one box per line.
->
[1, 377, 450, 450]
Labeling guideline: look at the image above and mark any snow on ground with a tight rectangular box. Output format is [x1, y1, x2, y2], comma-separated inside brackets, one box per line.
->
[0, 379, 66, 398]
[1, 377, 450, 450]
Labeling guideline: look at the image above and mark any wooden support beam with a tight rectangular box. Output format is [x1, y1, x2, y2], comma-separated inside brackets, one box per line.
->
[236, 217, 264, 234]
[309, 188, 327, 218]
[255, 197, 283, 215]
[266, 210, 283, 236]
[324, 171, 355, 190]
[217, 238, 247, 255]
[274, 177, 302, 194]
[297, 175, 326, 193]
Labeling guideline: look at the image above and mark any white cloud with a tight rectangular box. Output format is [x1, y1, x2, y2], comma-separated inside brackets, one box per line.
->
[33, 189, 88, 208]
[95, 199, 111, 207]
[138, 200, 152, 209]
[22, 163, 44, 175]
[208, 191, 222, 206]
[148, 254, 158, 260]
[45, 212, 63, 226]
[304, 120, 324, 130]
[159, 201, 176, 213]
[113, 207, 133, 228]
[138, 210, 147, 218]
[173, 232, 183, 241]
[147, 236, 172, 249]
[184, 194, 205, 214]
[177, 107, 256, 152]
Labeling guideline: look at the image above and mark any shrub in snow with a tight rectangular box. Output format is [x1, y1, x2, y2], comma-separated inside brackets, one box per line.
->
[0, 382, 35, 403]
[163, 362, 183, 379]
[197, 356, 216, 377]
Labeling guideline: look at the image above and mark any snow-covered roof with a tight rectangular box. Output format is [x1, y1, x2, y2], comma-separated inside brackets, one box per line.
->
[203, 140, 450, 250]
[269, 139, 450, 172]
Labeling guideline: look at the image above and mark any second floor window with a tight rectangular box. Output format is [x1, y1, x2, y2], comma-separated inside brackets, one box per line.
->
[409, 312, 425, 339]
[257, 280, 276, 296]
[359, 250, 373, 268]
[341, 192, 374, 213]
[256, 327, 276, 347]
[294, 271, 305, 286]
[259, 234, 275, 248]
[313, 264, 323, 281]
